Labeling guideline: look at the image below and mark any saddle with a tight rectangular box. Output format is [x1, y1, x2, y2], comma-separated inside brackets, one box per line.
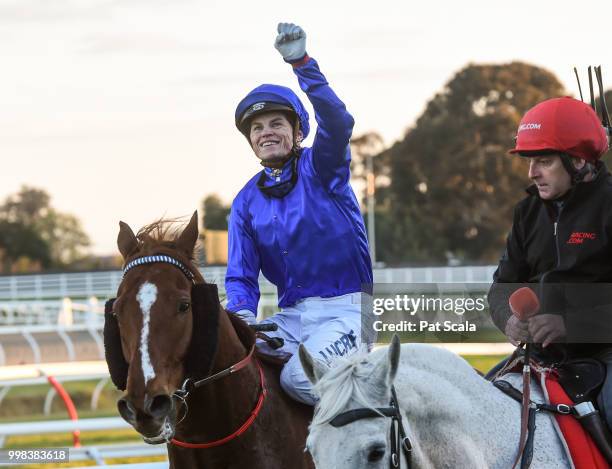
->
[557, 358, 606, 405]
[489, 351, 612, 468]
[488, 351, 606, 408]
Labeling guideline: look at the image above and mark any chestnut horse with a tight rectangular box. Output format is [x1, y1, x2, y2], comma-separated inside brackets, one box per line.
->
[103, 212, 314, 468]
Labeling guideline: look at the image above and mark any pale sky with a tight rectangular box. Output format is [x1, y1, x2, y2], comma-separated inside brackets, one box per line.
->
[1, 0, 610, 254]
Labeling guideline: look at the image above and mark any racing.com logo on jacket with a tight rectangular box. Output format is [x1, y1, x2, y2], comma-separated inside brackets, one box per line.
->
[567, 231, 597, 244]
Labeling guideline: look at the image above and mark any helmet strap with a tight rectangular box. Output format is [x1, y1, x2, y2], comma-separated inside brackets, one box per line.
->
[559, 153, 596, 185]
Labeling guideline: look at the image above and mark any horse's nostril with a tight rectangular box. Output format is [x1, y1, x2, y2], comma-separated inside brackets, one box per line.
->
[118, 397, 136, 423]
[146, 394, 172, 419]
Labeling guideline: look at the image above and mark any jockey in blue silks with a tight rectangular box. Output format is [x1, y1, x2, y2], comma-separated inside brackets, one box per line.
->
[226, 22, 373, 405]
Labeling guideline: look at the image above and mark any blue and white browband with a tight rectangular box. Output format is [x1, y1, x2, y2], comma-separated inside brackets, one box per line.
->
[123, 255, 195, 281]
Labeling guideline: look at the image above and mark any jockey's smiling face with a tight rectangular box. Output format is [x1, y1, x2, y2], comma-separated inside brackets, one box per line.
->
[249, 111, 297, 161]
[527, 154, 576, 200]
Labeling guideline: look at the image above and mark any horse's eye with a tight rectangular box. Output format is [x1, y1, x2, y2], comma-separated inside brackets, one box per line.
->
[178, 301, 191, 313]
[367, 445, 386, 462]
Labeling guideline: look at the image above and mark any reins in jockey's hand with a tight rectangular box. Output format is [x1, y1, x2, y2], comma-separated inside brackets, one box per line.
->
[250, 323, 285, 349]
[329, 386, 412, 469]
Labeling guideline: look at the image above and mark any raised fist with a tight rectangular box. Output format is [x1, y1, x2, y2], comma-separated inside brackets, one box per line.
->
[274, 22, 307, 63]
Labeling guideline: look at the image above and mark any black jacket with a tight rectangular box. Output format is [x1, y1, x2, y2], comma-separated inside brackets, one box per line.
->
[488, 164, 612, 353]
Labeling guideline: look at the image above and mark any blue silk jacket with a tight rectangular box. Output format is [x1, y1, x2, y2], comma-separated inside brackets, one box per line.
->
[226, 57, 373, 316]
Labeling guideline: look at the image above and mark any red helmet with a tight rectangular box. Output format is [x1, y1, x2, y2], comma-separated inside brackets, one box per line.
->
[510, 97, 608, 162]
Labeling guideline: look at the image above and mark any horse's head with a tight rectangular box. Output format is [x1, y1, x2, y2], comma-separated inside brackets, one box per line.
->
[103, 212, 220, 443]
[300, 336, 402, 469]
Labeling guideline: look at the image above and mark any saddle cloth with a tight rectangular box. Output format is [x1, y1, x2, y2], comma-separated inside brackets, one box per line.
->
[501, 364, 608, 469]
[542, 371, 608, 469]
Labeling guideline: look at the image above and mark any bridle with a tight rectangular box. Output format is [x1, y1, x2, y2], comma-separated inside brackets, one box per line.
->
[123, 254, 196, 282]
[122, 254, 266, 448]
[328, 386, 412, 469]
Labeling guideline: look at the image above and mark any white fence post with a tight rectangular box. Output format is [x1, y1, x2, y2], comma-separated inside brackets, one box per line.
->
[87, 296, 99, 325]
[58, 298, 73, 326]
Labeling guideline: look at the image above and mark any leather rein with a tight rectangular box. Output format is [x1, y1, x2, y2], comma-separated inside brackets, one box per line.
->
[123, 254, 266, 449]
[328, 386, 412, 468]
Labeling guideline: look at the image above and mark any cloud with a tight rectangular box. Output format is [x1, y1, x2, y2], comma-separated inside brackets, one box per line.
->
[107, 0, 196, 6]
[0, 0, 196, 24]
[0, 0, 112, 23]
[78, 33, 208, 55]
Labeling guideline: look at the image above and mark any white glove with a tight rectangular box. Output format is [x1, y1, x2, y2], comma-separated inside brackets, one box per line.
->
[274, 22, 307, 63]
[232, 309, 258, 325]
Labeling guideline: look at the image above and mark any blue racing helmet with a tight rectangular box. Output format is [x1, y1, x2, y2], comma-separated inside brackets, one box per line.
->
[235, 84, 310, 140]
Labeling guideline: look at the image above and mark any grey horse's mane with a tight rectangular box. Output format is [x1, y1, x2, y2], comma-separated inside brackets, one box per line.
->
[310, 344, 477, 429]
[310, 351, 388, 428]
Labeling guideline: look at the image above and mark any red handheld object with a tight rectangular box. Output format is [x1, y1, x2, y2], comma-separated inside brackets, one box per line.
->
[509, 287, 540, 321]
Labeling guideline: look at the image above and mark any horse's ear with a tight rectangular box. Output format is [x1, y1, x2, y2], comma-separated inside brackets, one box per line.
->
[372, 334, 401, 389]
[299, 344, 328, 385]
[388, 334, 401, 384]
[117, 221, 138, 259]
[176, 211, 199, 257]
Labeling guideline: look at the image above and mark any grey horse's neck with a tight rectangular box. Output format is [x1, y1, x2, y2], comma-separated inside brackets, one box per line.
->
[394, 347, 567, 468]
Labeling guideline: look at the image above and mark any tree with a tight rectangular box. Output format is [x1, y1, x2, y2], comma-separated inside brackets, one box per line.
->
[201, 195, 230, 230]
[0, 220, 51, 272]
[2, 187, 50, 225]
[37, 211, 91, 266]
[350, 132, 388, 204]
[0, 186, 90, 271]
[350, 132, 392, 263]
[381, 62, 566, 264]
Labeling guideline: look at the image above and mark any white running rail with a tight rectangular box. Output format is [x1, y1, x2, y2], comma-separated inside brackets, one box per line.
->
[0, 266, 497, 301]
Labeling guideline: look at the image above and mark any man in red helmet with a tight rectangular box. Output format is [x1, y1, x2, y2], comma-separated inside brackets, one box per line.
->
[488, 96, 612, 426]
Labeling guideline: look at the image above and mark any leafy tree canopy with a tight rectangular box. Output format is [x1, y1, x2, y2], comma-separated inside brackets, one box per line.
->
[0, 186, 90, 272]
[379, 62, 566, 264]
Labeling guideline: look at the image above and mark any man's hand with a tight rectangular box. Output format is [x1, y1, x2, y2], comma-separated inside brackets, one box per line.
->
[274, 22, 306, 63]
[528, 314, 566, 348]
[505, 315, 530, 346]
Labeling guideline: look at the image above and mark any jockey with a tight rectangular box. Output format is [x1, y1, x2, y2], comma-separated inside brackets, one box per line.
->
[488, 96, 612, 427]
[226, 22, 373, 405]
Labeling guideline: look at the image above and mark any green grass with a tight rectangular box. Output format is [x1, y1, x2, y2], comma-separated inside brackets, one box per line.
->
[6, 429, 142, 448]
[0, 381, 123, 423]
[375, 328, 507, 344]
[462, 354, 507, 374]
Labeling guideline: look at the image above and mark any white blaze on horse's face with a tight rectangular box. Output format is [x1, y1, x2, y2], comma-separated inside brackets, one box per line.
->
[137, 282, 158, 386]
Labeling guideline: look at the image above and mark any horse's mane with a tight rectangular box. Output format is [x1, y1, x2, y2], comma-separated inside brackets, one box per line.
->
[310, 344, 478, 429]
[227, 312, 256, 348]
[135, 218, 200, 260]
[310, 351, 385, 428]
